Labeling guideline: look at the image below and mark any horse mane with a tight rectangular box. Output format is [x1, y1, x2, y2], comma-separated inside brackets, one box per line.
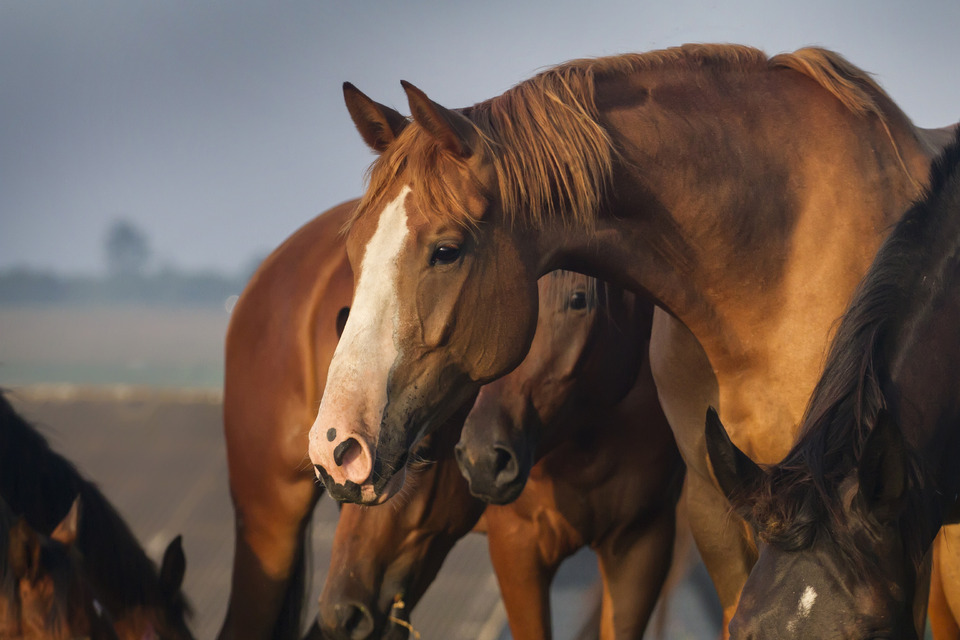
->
[356, 44, 910, 230]
[747, 128, 960, 568]
[0, 392, 192, 628]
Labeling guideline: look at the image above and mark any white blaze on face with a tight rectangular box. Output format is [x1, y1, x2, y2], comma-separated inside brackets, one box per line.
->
[309, 187, 411, 480]
[797, 585, 817, 617]
[787, 584, 818, 633]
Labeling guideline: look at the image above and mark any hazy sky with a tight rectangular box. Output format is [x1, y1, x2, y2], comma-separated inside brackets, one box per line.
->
[2, 1, 959, 275]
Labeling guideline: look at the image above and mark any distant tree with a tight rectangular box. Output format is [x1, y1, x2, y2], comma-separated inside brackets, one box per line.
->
[105, 219, 151, 278]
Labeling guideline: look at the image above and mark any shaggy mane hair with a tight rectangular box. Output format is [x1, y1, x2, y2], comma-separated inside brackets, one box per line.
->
[352, 44, 909, 231]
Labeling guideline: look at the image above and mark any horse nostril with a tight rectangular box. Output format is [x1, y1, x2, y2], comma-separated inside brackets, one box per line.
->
[492, 445, 518, 486]
[334, 602, 375, 640]
[333, 437, 361, 467]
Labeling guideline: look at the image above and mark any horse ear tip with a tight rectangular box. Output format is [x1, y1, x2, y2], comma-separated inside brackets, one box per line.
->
[400, 80, 421, 97]
[705, 406, 723, 433]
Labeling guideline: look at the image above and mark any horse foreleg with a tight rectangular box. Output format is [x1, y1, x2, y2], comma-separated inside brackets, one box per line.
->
[594, 505, 675, 640]
[486, 506, 566, 640]
[930, 527, 960, 639]
[218, 455, 320, 640]
[683, 470, 756, 640]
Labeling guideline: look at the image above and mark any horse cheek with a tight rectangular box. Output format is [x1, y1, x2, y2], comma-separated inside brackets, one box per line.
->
[415, 270, 465, 349]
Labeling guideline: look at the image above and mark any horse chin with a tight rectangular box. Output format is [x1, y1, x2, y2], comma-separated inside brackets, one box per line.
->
[318, 465, 407, 505]
[468, 474, 527, 505]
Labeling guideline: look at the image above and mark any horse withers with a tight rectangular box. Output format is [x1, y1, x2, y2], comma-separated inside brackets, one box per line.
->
[309, 43, 953, 633]
[706, 131, 960, 638]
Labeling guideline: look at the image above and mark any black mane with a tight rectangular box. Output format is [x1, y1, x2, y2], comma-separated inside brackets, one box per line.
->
[749, 127, 960, 564]
[0, 392, 192, 629]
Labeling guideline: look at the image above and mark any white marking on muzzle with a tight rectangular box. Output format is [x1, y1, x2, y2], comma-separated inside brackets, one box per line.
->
[309, 187, 411, 483]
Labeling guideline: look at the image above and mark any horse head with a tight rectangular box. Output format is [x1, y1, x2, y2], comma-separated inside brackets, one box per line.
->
[455, 272, 646, 504]
[705, 408, 930, 639]
[2, 496, 119, 640]
[317, 423, 483, 640]
[308, 82, 542, 504]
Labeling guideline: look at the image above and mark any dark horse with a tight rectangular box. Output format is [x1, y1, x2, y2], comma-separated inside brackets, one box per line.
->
[1, 494, 118, 639]
[706, 130, 960, 638]
[0, 393, 193, 640]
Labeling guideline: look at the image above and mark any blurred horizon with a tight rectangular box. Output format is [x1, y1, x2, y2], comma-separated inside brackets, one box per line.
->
[3, 0, 960, 276]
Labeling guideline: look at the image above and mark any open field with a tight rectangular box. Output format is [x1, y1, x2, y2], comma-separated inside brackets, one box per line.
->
[0, 305, 230, 387]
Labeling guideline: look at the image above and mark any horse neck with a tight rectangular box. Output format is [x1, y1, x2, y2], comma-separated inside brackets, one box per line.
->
[543, 65, 930, 374]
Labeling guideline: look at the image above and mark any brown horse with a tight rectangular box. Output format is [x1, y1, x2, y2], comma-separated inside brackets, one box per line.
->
[1, 495, 119, 640]
[217, 200, 354, 640]
[308, 44, 954, 630]
[318, 271, 680, 640]
[218, 199, 680, 639]
[316, 421, 482, 640]
[705, 131, 960, 637]
[0, 392, 192, 640]
[456, 271, 650, 503]
[460, 272, 682, 639]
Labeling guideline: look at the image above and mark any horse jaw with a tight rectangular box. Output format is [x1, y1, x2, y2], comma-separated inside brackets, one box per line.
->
[308, 187, 411, 499]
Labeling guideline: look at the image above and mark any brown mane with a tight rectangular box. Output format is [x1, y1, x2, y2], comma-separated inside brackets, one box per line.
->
[354, 44, 909, 230]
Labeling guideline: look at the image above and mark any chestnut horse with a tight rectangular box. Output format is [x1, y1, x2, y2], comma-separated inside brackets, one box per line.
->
[459, 272, 682, 639]
[316, 422, 482, 640]
[0, 393, 192, 640]
[308, 44, 955, 630]
[218, 201, 354, 640]
[318, 271, 681, 640]
[218, 200, 680, 639]
[705, 131, 960, 637]
[1, 495, 119, 640]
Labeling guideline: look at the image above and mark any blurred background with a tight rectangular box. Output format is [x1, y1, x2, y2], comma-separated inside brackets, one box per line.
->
[1, 1, 957, 637]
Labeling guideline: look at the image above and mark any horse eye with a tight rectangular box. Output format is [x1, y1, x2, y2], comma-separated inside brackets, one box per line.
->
[568, 291, 588, 310]
[430, 244, 461, 266]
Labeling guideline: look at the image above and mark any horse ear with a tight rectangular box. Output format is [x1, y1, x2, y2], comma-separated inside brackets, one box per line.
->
[159, 535, 186, 595]
[857, 410, 907, 520]
[401, 80, 478, 157]
[343, 82, 408, 154]
[705, 407, 765, 504]
[50, 496, 80, 547]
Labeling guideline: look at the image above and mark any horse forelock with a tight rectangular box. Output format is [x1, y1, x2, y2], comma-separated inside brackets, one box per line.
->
[540, 271, 599, 309]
